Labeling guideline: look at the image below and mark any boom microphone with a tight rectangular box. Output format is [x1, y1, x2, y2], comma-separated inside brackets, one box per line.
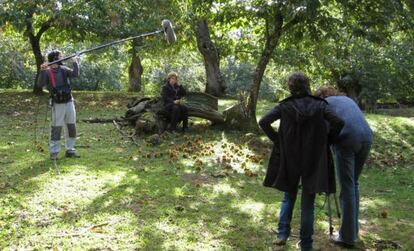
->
[47, 19, 177, 66]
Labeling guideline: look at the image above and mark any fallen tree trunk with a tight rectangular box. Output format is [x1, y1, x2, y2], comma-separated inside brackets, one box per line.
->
[82, 118, 123, 123]
[124, 92, 224, 134]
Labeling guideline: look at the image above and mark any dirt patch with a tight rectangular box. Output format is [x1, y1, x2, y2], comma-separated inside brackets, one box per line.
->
[182, 173, 216, 187]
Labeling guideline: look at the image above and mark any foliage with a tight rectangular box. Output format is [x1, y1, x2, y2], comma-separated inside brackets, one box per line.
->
[221, 58, 282, 101]
[308, 35, 414, 104]
[384, 36, 414, 103]
[140, 49, 206, 96]
[1, 1, 414, 103]
[0, 33, 35, 89]
[71, 57, 125, 91]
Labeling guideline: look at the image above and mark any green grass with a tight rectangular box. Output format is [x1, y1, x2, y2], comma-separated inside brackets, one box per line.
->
[1, 91, 413, 250]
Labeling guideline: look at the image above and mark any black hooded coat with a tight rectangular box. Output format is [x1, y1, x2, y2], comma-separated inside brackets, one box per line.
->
[259, 95, 344, 194]
[161, 82, 186, 109]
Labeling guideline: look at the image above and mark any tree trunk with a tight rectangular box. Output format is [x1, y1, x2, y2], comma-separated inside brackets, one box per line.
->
[407, 0, 414, 12]
[195, 19, 225, 97]
[334, 72, 362, 103]
[25, 9, 54, 94]
[28, 30, 45, 94]
[124, 92, 224, 134]
[128, 43, 143, 92]
[245, 8, 284, 130]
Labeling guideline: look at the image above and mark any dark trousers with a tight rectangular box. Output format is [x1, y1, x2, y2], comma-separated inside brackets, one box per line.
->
[166, 104, 188, 131]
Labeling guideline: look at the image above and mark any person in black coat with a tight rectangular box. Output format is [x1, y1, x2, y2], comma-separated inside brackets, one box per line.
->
[161, 72, 188, 132]
[259, 72, 344, 251]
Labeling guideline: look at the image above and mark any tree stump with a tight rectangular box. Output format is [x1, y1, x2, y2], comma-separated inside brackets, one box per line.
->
[223, 103, 250, 130]
[124, 92, 224, 134]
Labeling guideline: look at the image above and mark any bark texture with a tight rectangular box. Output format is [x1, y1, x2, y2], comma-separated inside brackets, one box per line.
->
[124, 92, 224, 134]
[128, 44, 143, 92]
[195, 19, 225, 97]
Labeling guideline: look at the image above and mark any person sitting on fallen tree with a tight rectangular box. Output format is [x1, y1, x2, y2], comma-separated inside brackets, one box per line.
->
[161, 72, 189, 133]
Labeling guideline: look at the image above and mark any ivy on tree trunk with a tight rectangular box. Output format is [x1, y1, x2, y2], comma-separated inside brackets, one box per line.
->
[128, 43, 143, 92]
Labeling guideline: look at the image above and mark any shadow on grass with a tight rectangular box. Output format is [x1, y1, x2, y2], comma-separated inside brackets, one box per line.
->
[2, 91, 413, 249]
[0, 155, 52, 198]
[45, 159, 282, 249]
[374, 108, 414, 118]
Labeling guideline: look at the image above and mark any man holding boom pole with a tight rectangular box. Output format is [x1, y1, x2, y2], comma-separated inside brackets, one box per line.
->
[37, 50, 80, 160]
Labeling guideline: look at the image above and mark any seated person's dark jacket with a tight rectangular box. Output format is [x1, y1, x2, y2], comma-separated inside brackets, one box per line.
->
[259, 95, 344, 194]
[161, 82, 187, 109]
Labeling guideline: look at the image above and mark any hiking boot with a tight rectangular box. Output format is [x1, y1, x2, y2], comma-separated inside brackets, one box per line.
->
[65, 151, 80, 158]
[275, 237, 287, 246]
[168, 129, 179, 135]
[182, 127, 191, 133]
[50, 152, 59, 160]
[329, 235, 355, 249]
[295, 240, 321, 251]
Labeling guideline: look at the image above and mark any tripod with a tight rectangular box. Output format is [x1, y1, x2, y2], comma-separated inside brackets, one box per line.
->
[326, 192, 341, 236]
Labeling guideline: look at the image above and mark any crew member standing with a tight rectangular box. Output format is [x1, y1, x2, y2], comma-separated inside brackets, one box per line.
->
[37, 50, 80, 160]
[315, 86, 373, 248]
[259, 72, 344, 251]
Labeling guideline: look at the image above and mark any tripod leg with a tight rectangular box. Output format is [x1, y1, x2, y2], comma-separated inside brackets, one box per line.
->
[334, 193, 341, 218]
[34, 97, 41, 146]
[53, 159, 60, 175]
[327, 194, 333, 236]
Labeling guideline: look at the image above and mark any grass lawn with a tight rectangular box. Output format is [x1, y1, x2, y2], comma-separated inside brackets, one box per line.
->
[1, 91, 413, 250]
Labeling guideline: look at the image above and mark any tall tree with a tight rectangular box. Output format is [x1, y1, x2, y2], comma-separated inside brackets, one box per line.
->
[177, 0, 226, 96]
[305, 0, 414, 103]
[213, 1, 319, 130]
[0, 0, 178, 93]
[128, 41, 143, 92]
[100, 0, 178, 92]
[196, 18, 226, 96]
[0, 1, 82, 93]
[213, 0, 411, 129]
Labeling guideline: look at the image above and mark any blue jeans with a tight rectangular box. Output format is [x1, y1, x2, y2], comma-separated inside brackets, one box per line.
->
[278, 191, 316, 251]
[332, 142, 371, 245]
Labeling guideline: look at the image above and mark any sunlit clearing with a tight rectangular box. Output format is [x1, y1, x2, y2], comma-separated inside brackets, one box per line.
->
[360, 197, 389, 211]
[366, 116, 385, 133]
[316, 219, 330, 235]
[174, 187, 185, 197]
[155, 220, 178, 234]
[23, 167, 128, 217]
[220, 216, 232, 227]
[213, 183, 238, 196]
[235, 200, 265, 222]
[0, 145, 11, 150]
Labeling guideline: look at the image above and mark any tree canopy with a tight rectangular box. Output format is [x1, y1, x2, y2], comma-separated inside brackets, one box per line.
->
[1, 0, 413, 119]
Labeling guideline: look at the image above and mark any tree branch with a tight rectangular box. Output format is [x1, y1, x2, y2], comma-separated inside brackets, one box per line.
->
[24, 8, 35, 39]
[35, 16, 56, 39]
[281, 10, 304, 33]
